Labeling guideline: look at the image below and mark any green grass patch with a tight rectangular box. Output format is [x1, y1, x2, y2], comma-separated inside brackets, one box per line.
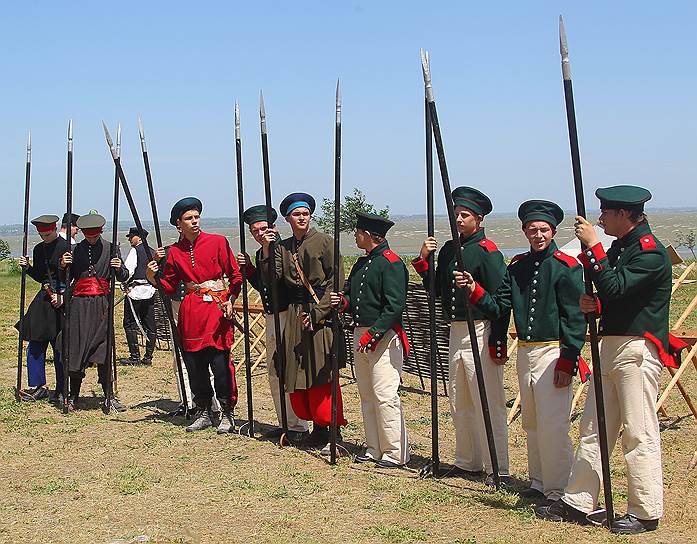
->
[113, 464, 161, 495]
[366, 523, 429, 543]
[29, 476, 78, 495]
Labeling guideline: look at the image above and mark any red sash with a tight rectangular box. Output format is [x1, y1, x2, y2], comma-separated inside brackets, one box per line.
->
[73, 277, 110, 296]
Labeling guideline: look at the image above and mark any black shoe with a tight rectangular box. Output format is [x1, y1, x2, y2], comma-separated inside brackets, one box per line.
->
[375, 459, 406, 469]
[22, 386, 49, 401]
[167, 404, 188, 417]
[141, 356, 153, 366]
[102, 397, 128, 414]
[355, 452, 377, 464]
[299, 426, 330, 449]
[536, 500, 590, 525]
[286, 430, 310, 443]
[484, 474, 516, 489]
[520, 487, 548, 503]
[118, 356, 141, 366]
[444, 466, 486, 480]
[611, 514, 658, 534]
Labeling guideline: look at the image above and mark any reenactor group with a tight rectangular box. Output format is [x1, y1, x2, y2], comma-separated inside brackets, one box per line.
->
[17, 183, 678, 535]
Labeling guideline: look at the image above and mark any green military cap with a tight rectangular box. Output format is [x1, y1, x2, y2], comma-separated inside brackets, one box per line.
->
[595, 185, 652, 212]
[242, 205, 278, 226]
[356, 211, 395, 237]
[170, 197, 203, 225]
[31, 214, 60, 232]
[451, 186, 493, 216]
[518, 200, 564, 228]
[76, 213, 106, 230]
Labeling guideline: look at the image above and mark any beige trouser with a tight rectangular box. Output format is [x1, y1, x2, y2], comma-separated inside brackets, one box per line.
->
[171, 299, 220, 412]
[449, 320, 510, 474]
[265, 312, 308, 432]
[353, 327, 410, 464]
[563, 336, 664, 520]
[517, 343, 573, 500]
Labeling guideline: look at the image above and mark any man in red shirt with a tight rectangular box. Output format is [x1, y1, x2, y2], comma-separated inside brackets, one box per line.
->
[147, 197, 242, 434]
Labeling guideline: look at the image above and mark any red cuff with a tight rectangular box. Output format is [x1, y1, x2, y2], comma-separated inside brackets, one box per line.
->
[555, 357, 575, 375]
[469, 282, 485, 304]
[577, 242, 606, 271]
[489, 341, 507, 359]
[359, 330, 379, 352]
[339, 293, 349, 312]
[411, 256, 429, 275]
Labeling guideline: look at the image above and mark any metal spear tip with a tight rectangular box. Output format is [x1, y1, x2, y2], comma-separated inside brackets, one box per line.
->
[137, 116, 148, 152]
[116, 123, 122, 159]
[420, 49, 435, 102]
[68, 119, 73, 152]
[27, 130, 31, 150]
[102, 121, 118, 160]
[559, 15, 571, 80]
[259, 91, 267, 133]
[234, 101, 240, 139]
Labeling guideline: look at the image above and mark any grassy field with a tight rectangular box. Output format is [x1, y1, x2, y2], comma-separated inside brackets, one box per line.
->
[0, 269, 696, 544]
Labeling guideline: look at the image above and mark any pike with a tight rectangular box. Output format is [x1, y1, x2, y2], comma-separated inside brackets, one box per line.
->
[259, 92, 290, 443]
[137, 117, 190, 416]
[62, 120, 74, 413]
[15, 131, 32, 402]
[559, 16, 614, 526]
[422, 52, 440, 477]
[104, 124, 121, 413]
[329, 79, 342, 464]
[234, 102, 255, 437]
[420, 50, 500, 488]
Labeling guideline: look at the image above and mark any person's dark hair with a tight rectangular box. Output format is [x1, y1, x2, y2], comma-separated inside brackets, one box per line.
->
[626, 210, 647, 224]
[370, 233, 385, 244]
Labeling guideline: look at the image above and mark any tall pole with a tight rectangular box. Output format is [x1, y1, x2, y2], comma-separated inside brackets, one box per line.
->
[420, 50, 500, 488]
[104, 121, 190, 416]
[138, 118, 163, 248]
[259, 92, 289, 443]
[62, 120, 74, 414]
[16, 131, 32, 401]
[104, 124, 121, 412]
[559, 16, 614, 526]
[424, 56, 440, 477]
[235, 102, 255, 437]
[329, 79, 342, 464]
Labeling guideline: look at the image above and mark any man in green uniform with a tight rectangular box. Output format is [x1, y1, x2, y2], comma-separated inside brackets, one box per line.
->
[259, 192, 346, 452]
[331, 212, 410, 468]
[536, 186, 677, 534]
[238, 204, 309, 439]
[455, 200, 587, 502]
[411, 186, 511, 484]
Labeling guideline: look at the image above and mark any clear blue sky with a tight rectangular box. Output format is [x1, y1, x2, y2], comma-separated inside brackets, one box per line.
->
[1, 1, 695, 224]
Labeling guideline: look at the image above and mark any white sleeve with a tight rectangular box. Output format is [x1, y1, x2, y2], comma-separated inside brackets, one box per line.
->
[124, 247, 137, 276]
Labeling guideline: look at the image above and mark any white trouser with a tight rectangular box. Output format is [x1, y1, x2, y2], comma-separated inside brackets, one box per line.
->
[564, 336, 664, 520]
[171, 299, 220, 412]
[353, 327, 410, 465]
[517, 343, 573, 500]
[266, 312, 308, 432]
[448, 320, 510, 474]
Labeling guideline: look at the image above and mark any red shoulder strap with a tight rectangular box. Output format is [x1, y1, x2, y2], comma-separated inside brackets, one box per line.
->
[509, 252, 528, 266]
[553, 250, 580, 267]
[639, 235, 657, 251]
[479, 238, 498, 253]
[382, 249, 401, 263]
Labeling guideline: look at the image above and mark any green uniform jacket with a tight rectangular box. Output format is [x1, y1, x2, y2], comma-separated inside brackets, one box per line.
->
[411, 228, 509, 355]
[579, 222, 673, 365]
[259, 227, 345, 392]
[245, 245, 289, 315]
[340, 241, 408, 350]
[470, 240, 586, 373]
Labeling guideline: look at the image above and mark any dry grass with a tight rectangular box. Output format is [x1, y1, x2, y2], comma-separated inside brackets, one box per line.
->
[0, 275, 696, 544]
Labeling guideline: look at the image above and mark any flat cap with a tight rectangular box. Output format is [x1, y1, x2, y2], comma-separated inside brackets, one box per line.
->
[518, 200, 564, 228]
[451, 186, 493, 216]
[356, 211, 394, 238]
[170, 197, 203, 226]
[242, 205, 278, 226]
[595, 185, 652, 211]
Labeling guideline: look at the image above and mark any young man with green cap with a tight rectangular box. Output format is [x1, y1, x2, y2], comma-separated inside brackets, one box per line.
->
[59, 213, 129, 412]
[537, 185, 681, 534]
[120, 227, 157, 366]
[330, 212, 411, 468]
[455, 200, 587, 502]
[259, 192, 347, 452]
[411, 186, 511, 484]
[238, 204, 309, 440]
[147, 197, 242, 434]
[17, 214, 70, 401]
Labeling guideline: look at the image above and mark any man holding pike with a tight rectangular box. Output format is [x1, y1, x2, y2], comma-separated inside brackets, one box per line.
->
[536, 186, 682, 534]
[331, 212, 411, 468]
[411, 186, 511, 485]
[147, 197, 242, 434]
[59, 213, 128, 412]
[455, 200, 587, 502]
[16, 215, 71, 401]
[259, 192, 347, 452]
[237, 204, 309, 440]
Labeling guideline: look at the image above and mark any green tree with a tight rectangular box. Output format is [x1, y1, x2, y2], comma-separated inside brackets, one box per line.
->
[675, 230, 696, 260]
[317, 188, 389, 234]
[0, 238, 10, 261]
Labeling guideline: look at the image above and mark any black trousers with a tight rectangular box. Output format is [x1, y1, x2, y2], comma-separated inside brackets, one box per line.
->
[123, 297, 156, 339]
[183, 347, 234, 411]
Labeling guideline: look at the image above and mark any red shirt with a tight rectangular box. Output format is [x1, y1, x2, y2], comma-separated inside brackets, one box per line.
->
[160, 231, 242, 352]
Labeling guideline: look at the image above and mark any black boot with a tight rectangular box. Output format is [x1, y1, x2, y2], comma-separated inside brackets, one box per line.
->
[69, 375, 82, 410]
[299, 425, 330, 449]
[141, 334, 156, 365]
[119, 329, 141, 365]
